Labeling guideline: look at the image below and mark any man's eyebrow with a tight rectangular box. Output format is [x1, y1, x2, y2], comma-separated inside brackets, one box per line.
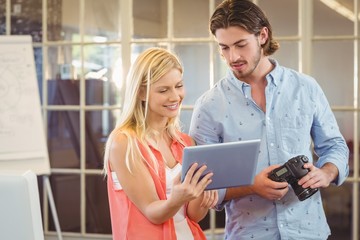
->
[219, 39, 247, 47]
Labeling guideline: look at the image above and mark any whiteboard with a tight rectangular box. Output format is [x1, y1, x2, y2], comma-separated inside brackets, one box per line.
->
[0, 35, 50, 175]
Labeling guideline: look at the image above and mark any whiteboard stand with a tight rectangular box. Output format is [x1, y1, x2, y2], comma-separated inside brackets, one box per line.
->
[44, 176, 63, 240]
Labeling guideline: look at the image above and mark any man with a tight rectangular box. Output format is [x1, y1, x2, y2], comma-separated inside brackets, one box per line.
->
[189, 0, 349, 239]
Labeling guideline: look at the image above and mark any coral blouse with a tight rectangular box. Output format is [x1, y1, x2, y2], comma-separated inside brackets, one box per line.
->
[107, 132, 206, 240]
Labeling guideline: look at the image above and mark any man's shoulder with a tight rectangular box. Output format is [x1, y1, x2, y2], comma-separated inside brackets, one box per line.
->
[278, 64, 316, 83]
[274, 64, 319, 91]
[195, 80, 229, 108]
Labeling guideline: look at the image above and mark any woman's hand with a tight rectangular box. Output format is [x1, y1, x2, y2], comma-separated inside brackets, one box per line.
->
[170, 163, 213, 205]
[200, 190, 218, 208]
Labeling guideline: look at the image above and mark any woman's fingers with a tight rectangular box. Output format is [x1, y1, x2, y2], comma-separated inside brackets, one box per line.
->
[200, 190, 218, 208]
[184, 163, 208, 185]
[182, 162, 199, 184]
[190, 165, 208, 184]
[181, 163, 215, 199]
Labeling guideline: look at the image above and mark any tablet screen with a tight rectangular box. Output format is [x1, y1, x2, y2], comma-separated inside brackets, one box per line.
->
[181, 139, 261, 190]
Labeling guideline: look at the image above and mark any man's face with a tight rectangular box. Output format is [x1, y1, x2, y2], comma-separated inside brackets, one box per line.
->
[215, 26, 267, 80]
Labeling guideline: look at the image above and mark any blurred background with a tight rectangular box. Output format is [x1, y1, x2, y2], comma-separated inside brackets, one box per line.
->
[0, 0, 359, 239]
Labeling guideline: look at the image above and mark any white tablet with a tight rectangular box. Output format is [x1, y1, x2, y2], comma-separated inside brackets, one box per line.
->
[181, 139, 261, 190]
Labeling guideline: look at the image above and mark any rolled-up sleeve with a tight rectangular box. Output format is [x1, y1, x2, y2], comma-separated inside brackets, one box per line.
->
[311, 83, 349, 185]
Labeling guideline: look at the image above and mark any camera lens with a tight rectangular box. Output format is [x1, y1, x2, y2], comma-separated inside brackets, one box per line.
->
[297, 187, 318, 201]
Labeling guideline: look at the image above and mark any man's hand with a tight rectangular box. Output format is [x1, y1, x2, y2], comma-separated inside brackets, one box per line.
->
[298, 162, 338, 189]
[251, 165, 289, 201]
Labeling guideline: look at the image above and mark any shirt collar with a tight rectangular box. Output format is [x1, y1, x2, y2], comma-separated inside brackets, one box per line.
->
[266, 59, 282, 87]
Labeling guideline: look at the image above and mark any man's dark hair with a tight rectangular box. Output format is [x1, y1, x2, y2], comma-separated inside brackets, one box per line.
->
[210, 0, 279, 56]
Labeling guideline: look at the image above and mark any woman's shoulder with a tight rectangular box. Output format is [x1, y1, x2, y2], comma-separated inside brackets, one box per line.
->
[111, 130, 129, 145]
[108, 129, 138, 157]
[107, 129, 142, 170]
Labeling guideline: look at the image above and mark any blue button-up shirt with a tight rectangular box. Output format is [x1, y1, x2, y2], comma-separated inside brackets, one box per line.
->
[189, 59, 349, 240]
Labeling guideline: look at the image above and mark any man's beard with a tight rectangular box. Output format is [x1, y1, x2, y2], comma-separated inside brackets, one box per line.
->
[233, 45, 262, 80]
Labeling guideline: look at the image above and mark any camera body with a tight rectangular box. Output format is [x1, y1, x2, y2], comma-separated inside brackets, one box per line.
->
[268, 155, 318, 201]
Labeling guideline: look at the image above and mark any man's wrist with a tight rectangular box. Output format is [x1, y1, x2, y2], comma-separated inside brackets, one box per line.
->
[321, 162, 339, 184]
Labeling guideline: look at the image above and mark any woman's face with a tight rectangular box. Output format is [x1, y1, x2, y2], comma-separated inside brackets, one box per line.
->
[146, 68, 185, 123]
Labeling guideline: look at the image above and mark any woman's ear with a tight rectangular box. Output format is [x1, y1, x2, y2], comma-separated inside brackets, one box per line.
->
[138, 86, 147, 101]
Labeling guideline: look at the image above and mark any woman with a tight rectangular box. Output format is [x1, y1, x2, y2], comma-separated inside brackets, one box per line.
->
[103, 47, 218, 240]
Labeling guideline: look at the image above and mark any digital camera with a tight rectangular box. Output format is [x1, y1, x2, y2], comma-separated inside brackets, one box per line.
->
[268, 155, 318, 201]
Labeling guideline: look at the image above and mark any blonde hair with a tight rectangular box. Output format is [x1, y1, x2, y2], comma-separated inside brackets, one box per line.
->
[103, 47, 184, 175]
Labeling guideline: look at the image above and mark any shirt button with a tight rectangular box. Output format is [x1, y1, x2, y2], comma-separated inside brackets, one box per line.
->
[280, 224, 284, 228]
[270, 143, 274, 147]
